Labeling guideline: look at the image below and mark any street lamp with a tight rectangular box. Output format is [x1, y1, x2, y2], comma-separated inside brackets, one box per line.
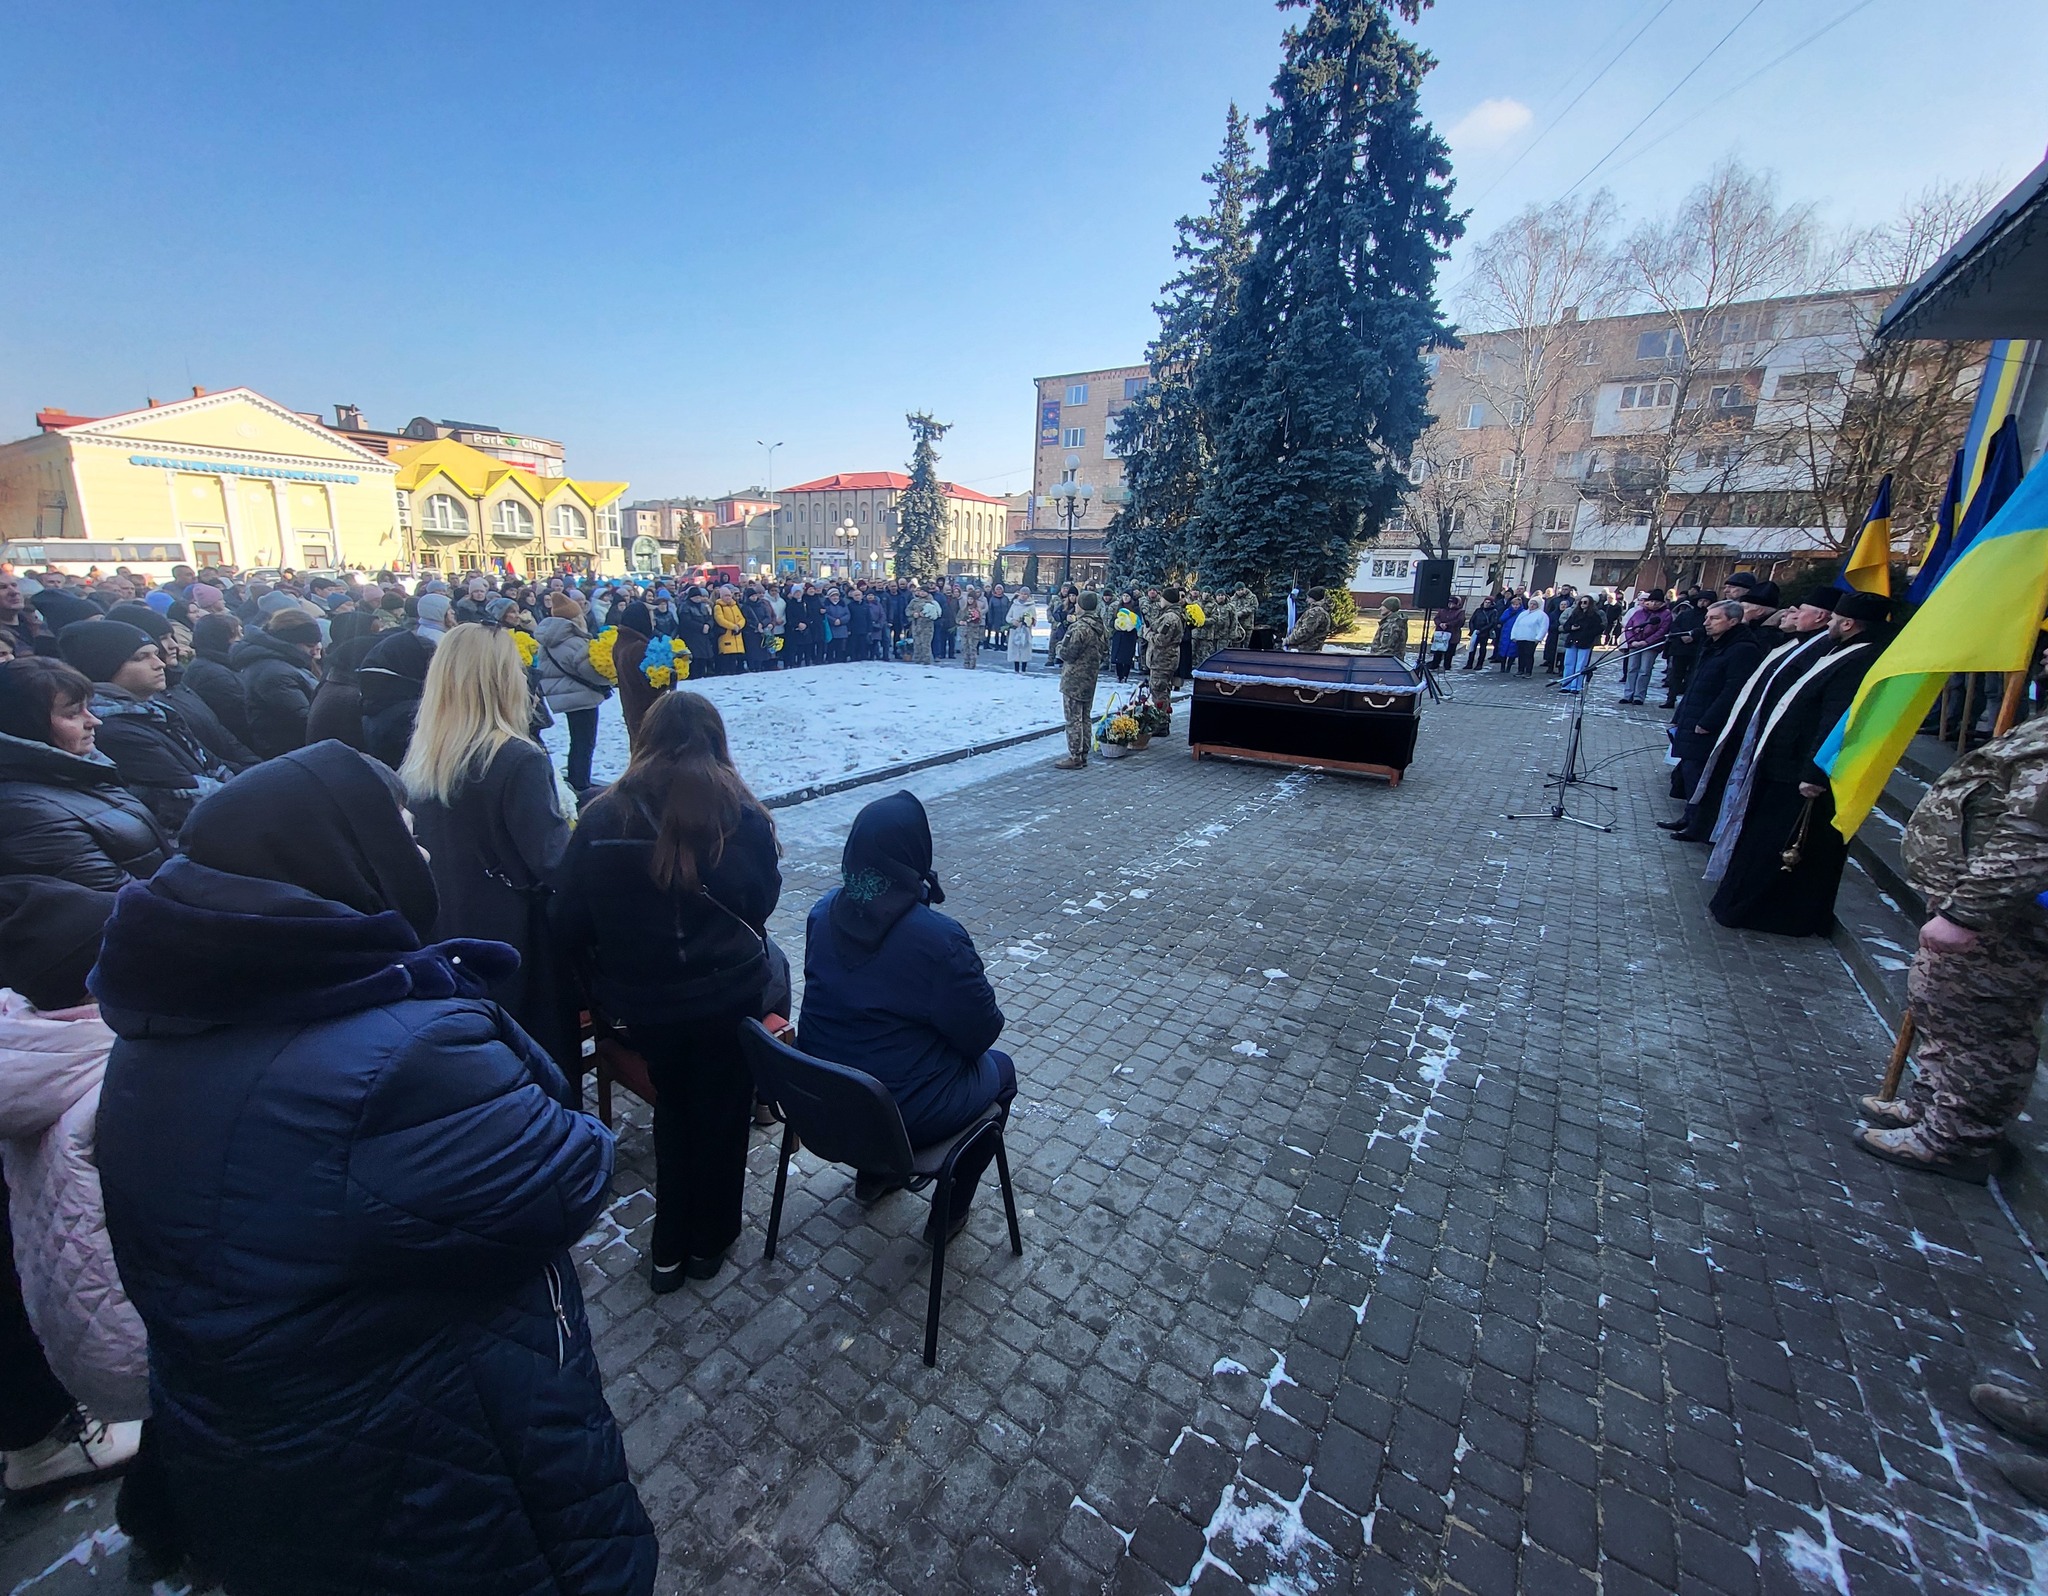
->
[756, 439, 783, 574]
[836, 516, 860, 578]
[1046, 451, 1092, 588]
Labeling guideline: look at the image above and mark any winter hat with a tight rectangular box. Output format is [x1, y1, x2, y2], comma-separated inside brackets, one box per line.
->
[415, 593, 452, 630]
[144, 590, 175, 615]
[1079, 591, 1100, 612]
[1743, 581, 1782, 609]
[482, 596, 518, 627]
[106, 602, 173, 643]
[548, 592, 582, 620]
[380, 591, 408, 614]
[1723, 571, 1760, 592]
[266, 611, 323, 648]
[188, 582, 226, 612]
[32, 589, 103, 631]
[57, 619, 155, 684]
[0, 876, 116, 1011]
[1381, 596, 1402, 613]
[1796, 587, 1839, 615]
[1834, 590, 1892, 627]
[256, 589, 301, 618]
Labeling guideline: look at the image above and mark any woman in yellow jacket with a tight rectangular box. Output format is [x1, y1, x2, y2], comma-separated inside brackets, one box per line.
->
[712, 587, 748, 676]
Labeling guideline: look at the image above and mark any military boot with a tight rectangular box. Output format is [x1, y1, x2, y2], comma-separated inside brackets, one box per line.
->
[1973, 1383, 2048, 1446]
[1998, 1453, 2048, 1509]
[1052, 756, 1085, 770]
[1857, 1094, 1921, 1129]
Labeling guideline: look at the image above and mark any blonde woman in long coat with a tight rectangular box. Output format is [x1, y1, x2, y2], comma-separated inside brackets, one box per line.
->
[1007, 592, 1037, 674]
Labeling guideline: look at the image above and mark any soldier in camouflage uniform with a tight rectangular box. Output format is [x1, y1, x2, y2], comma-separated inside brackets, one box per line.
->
[1231, 586, 1258, 648]
[1285, 587, 1332, 652]
[1369, 596, 1407, 659]
[1145, 587, 1185, 733]
[1856, 713, 2048, 1181]
[1053, 591, 1110, 769]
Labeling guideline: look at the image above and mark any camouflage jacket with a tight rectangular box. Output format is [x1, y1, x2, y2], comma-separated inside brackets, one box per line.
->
[1902, 713, 2048, 934]
[1058, 611, 1110, 688]
[1285, 603, 1331, 652]
[1370, 610, 1407, 658]
[1145, 606, 1184, 669]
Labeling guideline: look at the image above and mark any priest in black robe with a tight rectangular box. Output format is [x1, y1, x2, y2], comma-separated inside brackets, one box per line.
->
[1669, 590, 1835, 842]
[1705, 590, 1894, 936]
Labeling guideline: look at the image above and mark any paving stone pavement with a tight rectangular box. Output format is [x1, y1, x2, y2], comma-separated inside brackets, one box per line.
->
[6, 663, 2048, 1595]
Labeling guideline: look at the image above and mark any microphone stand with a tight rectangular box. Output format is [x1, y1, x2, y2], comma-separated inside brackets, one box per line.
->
[1504, 638, 1668, 832]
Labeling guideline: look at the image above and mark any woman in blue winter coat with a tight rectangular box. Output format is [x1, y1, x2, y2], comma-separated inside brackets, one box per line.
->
[799, 790, 1016, 1243]
[92, 742, 654, 1596]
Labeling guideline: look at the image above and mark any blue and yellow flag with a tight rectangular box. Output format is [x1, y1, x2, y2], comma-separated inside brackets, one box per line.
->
[1904, 450, 1963, 606]
[1961, 340, 2029, 508]
[1820, 450, 2048, 837]
[1834, 474, 1892, 596]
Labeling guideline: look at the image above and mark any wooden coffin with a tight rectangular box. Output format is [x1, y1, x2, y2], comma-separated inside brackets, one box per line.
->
[1188, 648, 1422, 783]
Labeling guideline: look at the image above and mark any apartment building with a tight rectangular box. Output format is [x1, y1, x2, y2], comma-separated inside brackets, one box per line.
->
[769, 472, 1010, 580]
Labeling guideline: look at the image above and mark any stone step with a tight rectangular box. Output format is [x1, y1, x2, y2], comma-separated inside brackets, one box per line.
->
[1847, 817, 1927, 924]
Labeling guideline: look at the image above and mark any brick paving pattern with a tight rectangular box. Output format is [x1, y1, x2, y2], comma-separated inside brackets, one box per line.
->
[6, 665, 2048, 1594]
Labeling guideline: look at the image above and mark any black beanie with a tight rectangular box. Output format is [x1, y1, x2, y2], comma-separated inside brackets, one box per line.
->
[267, 611, 323, 648]
[0, 876, 116, 1011]
[107, 601, 173, 641]
[32, 590, 103, 631]
[57, 619, 155, 684]
[1079, 591, 1100, 611]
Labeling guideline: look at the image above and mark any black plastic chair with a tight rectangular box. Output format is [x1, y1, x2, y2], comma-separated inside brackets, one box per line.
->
[738, 1018, 1023, 1365]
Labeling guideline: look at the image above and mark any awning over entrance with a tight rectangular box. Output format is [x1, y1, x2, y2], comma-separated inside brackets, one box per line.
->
[1879, 156, 2048, 342]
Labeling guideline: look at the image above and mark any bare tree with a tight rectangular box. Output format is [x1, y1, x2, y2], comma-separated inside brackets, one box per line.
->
[1456, 193, 1627, 568]
[1401, 427, 1489, 558]
[1766, 179, 1995, 553]
[1605, 159, 1822, 579]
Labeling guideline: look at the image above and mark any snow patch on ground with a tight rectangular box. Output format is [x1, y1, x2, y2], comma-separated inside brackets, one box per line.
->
[539, 660, 1068, 795]
[1232, 1040, 1269, 1058]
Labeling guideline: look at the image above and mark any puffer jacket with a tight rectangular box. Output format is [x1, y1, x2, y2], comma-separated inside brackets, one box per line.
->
[231, 631, 320, 757]
[87, 684, 231, 838]
[535, 617, 612, 713]
[0, 991, 149, 1421]
[182, 649, 254, 745]
[94, 858, 654, 1596]
[0, 730, 171, 889]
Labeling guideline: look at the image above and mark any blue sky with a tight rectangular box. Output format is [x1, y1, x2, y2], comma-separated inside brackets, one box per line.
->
[2, 0, 2042, 502]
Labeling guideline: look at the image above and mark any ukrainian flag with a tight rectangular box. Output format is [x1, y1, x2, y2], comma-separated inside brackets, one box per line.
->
[1820, 453, 2048, 837]
[1834, 474, 1892, 596]
[1903, 450, 1963, 606]
[1961, 341, 2029, 507]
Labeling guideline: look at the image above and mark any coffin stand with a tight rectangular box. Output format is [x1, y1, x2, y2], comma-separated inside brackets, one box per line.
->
[1188, 648, 1422, 785]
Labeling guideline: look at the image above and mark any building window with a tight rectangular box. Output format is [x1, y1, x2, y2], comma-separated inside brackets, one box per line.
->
[1635, 329, 1679, 361]
[494, 500, 536, 540]
[1066, 383, 1089, 406]
[1618, 381, 1676, 411]
[1552, 452, 1580, 478]
[1444, 457, 1473, 483]
[1578, 338, 1597, 365]
[1694, 445, 1731, 469]
[1062, 427, 1086, 449]
[1422, 352, 1442, 378]
[1123, 376, 1150, 399]
[1505, 400, 1529, 427]
[1458, 403, 1484, 430]
[300, 540, 333, 568]
[1709, 383, 1750, 410]
[192, 540, 224, 566]
[551, 504, 588, 541]
[1774, 371, 1840, 399]
[1498, 455, 1519, 480]
[1562, 394, 1589, 419]
[422, 493, 469, 534]
[1540, 507, 1571, 532]
[1406, 459, 1427, 484]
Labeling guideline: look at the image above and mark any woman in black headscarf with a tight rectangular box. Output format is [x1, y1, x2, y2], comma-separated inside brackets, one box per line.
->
[353, 629, 434, 769]
[92, 743, 653, 1596]
[798, 790, 1014, 1240]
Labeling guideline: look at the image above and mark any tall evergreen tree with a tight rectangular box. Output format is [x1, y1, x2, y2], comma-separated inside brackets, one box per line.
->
[895, 412, 951, 584]
[1194, 0, 1463, 614]
[1107, 106, 1259, 587]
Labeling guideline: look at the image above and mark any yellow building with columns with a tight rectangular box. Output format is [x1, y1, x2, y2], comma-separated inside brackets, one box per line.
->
[388, 438, 626, 578]
[0, 387, 403, 574]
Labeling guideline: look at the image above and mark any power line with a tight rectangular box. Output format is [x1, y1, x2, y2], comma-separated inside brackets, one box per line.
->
[1468, 0, 1683, 207]
[1562, 0, 1771, 198]
[1602, 0, 1884, 178]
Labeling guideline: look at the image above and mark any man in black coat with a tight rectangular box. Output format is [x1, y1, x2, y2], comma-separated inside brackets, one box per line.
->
[58, 620, 233, 837]
[1661, 588, 1708, 708]
[1658, 601, 1765, 826]
[231, 612, 322, 758]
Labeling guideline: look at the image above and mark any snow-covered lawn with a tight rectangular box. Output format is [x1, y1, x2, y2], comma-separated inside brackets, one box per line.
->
[538, 659, 1096, 798]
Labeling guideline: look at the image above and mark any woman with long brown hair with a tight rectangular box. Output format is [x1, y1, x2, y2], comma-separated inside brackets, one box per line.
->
[551, 691, 782, 1289]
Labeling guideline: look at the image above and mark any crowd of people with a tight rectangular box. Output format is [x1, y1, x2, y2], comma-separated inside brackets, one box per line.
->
[0, 558, 1038, 1592]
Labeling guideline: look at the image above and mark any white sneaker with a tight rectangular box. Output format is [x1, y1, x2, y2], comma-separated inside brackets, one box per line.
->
[3, 1415, 142, 1499]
